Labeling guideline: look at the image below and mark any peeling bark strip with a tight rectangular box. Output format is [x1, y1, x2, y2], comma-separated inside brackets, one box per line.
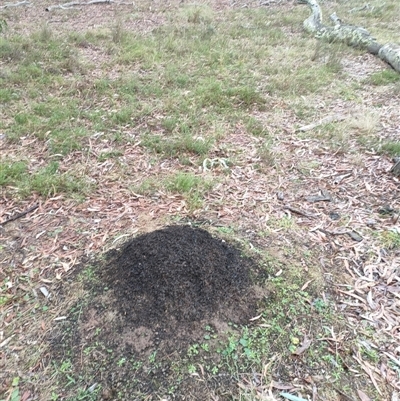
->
[298, 0, 400, 73]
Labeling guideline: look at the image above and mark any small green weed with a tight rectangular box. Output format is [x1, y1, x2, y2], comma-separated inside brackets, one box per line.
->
[179, 5, 214, 24]
[35, 24, 53, 43]
[257, 142, 275, 167]
[268, 216, 295, 230]
[0, 377, 20, 401]
[312, 41, 344, 73]
[165, 172, 213, 211]
[187, 344, 200, 357]
[111, 20, 127, 44]
[244, 116, 267, 137]
[361, 346, 379, 364]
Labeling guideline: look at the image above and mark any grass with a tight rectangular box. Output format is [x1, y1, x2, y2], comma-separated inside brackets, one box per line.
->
[0, 3, 336, 197]
[378, 230, 400, 250]
[131, 172, 213, 211]
[368, 69, 400, 85]
[0, 160, 27, 186]
[0, 159, 90, 198]
[2, 0, 400, 399]
[0, 3, 376, 199]
[379, 140, 400, 156]
[142, 132, 213, 157]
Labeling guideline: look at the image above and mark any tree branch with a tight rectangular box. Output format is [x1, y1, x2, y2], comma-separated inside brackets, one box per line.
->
[298, 0, 400, 73]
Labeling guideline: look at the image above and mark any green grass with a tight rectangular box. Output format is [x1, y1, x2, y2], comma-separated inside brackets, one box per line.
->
[131, 177, 160, 196]
[0, 160, 90, 198]
[131, 172, 213, 210]
[166, 172, 214, 210]
[0, 160, 27, 186]
[368, 69, 400, 85]
[165, 172, 204, 193]
[142, 132, 213, 157]
[1, 5, 359, 199]
[379, 140, 400, 156]
[379, 230, 400, 250]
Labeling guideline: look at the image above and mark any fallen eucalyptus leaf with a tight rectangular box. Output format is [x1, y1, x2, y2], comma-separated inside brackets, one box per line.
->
[292, 336, 312, 355]
[39, 286, 50, 298]
[357, 389, 372, 401]
[348, 231, 363, 242]
[280, 392, 308, 401]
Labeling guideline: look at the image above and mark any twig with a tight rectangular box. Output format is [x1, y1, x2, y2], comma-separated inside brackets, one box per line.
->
[349, 4, 372, 13]
[284, 204, 316, 218]
[46, 0, 113, 11]
[0, 204, 39, 226]
[0, 1, 30, 8]
[297, 114, 345, 132]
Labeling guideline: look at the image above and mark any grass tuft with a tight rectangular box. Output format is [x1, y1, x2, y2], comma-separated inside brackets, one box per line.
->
[166, 172, 203, 194]
[368, 69, 400, 85]
[0, 160, 28, 186]
[0, 159, 91, 198]
[142, 133, 213, 158]
[379, 140, 400, 156]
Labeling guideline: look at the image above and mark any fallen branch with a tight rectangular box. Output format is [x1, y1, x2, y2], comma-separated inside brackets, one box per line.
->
[298, 0, 400, 73]
[45, 0, 113, 11]
[0, 1, 30, 8]
[0, 204, 38, 226]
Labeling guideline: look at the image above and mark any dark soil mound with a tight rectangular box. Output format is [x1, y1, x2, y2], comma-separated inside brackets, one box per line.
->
[105, 225, 253, 326]
[51, 225, 265, 399]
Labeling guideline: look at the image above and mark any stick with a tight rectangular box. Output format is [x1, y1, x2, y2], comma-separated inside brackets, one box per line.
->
[46, 0, 113, 11]
[297, 114, 345, 132]
[284, 205, 316, 218]
[0, 1, 30, 8]
[0, 204, 39, 226]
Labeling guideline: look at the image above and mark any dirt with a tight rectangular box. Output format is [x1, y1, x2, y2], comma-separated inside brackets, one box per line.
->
[51, 225, 265, 399]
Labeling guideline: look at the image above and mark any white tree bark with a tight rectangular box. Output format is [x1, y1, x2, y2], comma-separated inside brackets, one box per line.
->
[298, 0, 400, 73]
